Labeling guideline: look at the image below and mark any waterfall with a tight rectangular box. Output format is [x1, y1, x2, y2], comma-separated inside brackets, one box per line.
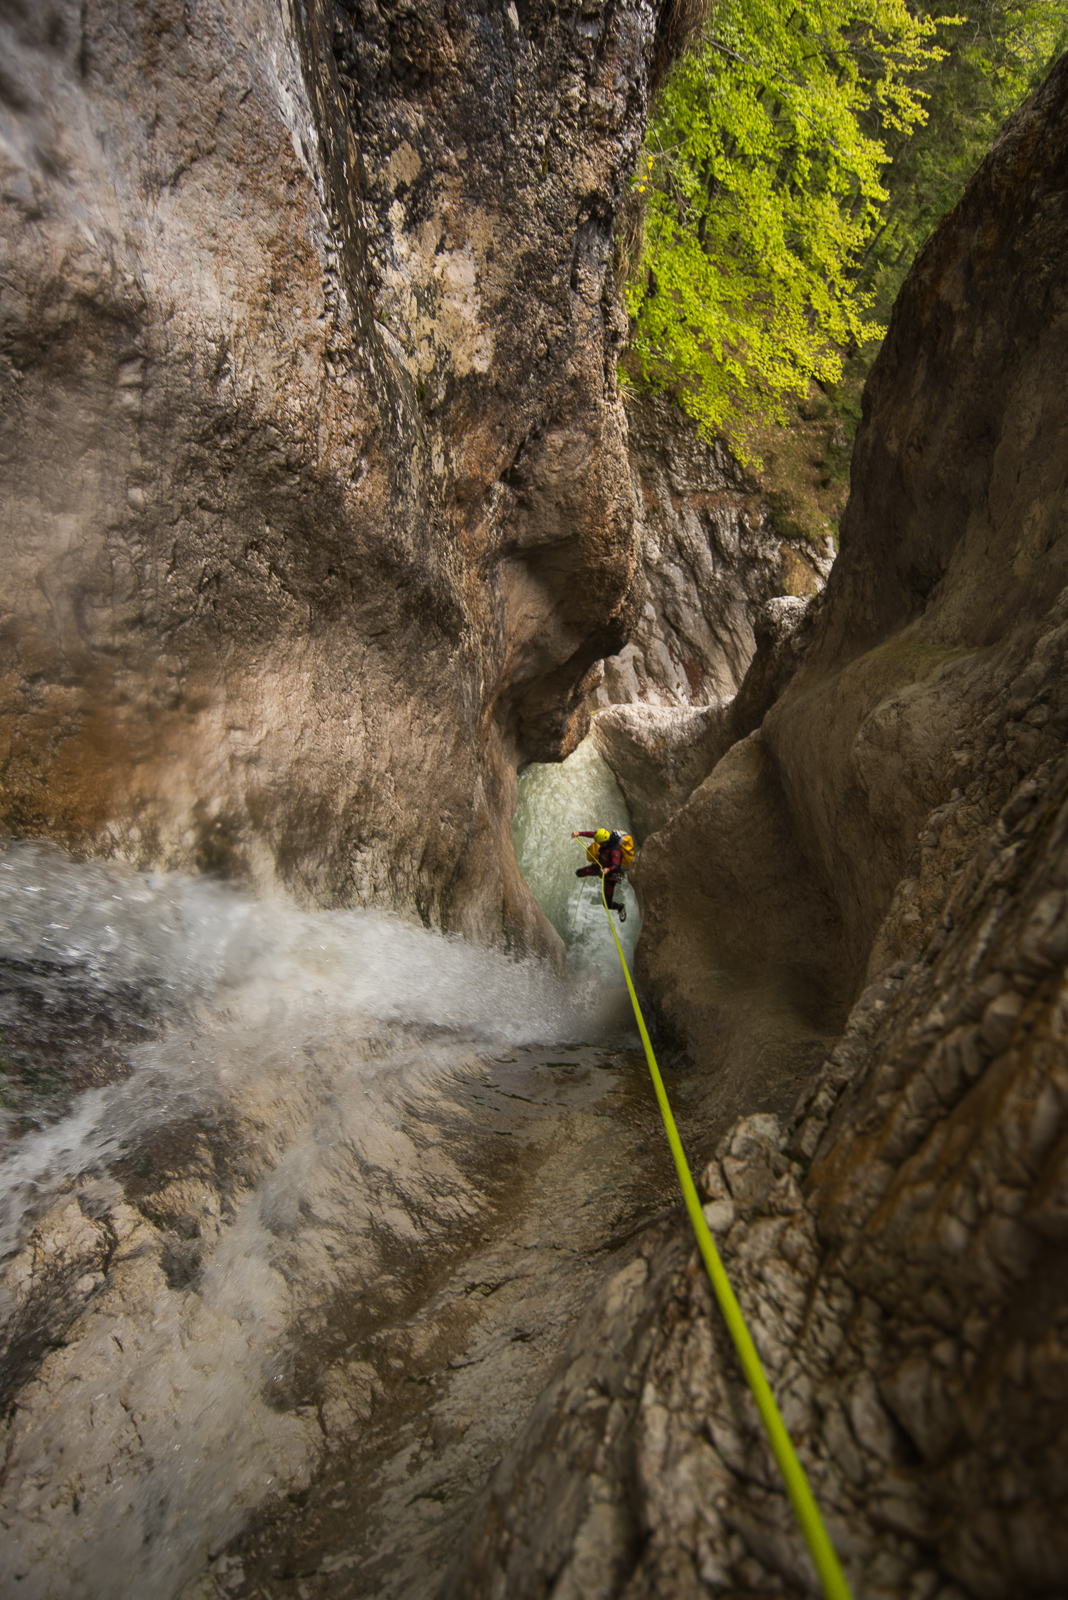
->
[511, 735, 641, 972]
[0, 834, 652, 1600]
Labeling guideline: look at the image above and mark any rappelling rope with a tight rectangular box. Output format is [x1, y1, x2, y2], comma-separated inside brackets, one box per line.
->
[597, 874, 853, 1600]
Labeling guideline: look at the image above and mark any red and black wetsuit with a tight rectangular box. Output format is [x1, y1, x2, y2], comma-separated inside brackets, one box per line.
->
[575, 831, 624, 911]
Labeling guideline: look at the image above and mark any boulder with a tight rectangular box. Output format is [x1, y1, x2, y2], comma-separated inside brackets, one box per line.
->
[592, 595, 823, 841]
[590, 701, 735, 841]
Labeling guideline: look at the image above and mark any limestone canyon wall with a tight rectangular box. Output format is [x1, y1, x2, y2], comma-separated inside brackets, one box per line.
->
[446, 49, 1068, 1600]
[593, 390, 831, 712]
[635, 46, 1068, 1122]
[590, 391, 833, 841]
[0, 0, 657, 949]
[5, 4, 1068, 1596]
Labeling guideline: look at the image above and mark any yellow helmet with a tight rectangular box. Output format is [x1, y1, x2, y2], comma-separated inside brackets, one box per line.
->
[594, 828, 611, 844]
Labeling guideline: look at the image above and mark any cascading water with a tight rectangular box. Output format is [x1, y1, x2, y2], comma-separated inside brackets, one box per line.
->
[0, 803, 667, 1600]
[511, 735, 641, 970]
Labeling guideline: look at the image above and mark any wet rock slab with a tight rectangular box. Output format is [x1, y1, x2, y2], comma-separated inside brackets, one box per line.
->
[180, 1044, 681, 1600]
[1, 1029, 691, 1600]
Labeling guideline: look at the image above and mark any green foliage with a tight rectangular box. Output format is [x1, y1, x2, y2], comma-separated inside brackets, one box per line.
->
[624, 0, 1066, 459]
[858, 0, 1068, 319]
[626, 0, 948, 446]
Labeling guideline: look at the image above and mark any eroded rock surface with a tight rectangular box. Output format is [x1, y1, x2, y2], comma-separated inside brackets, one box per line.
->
[592, 595, 822, 840]
[4, 4, 1067, 1598]
[1, 1032, 680, 1600]
[592, 392, 832, 712]
[0, 0, 654, 948]
[588, 386, 832, 845]
[590, 701, 732, 842]
[448, 739, 1068, 1600]
[442, 47, 1068, 1600]
[635, 47, 1068, 1094]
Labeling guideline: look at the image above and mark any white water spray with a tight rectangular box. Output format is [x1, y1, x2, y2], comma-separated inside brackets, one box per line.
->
[0, 838, 636, 1600]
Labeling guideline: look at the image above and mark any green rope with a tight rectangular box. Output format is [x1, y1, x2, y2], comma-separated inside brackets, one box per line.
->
[598, 875, 853, 1600]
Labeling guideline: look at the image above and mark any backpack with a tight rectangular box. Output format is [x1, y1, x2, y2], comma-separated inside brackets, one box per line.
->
[611, 831, 636, 871]
[586, 831, 636, 871]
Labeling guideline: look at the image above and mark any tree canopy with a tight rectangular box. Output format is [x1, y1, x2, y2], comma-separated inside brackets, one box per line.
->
[858, 0, 1068, 320]
[624, 0, 1066, 452]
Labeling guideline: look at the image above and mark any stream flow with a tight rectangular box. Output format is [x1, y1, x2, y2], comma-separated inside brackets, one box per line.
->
[0, 827, 674, 1600]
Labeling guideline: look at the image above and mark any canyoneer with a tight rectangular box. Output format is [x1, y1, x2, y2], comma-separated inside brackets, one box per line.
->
[571, 827, 634, 921]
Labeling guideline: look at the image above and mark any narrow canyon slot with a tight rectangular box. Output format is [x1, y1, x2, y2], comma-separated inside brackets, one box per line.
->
[2, 2, 1067, 1598]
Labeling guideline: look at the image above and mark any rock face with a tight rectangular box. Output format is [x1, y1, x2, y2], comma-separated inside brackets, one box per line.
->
[588, 386, 832, 847]
[592, 390, 832, 710]
[446, 47, 1068, 1600]
[590, 699, 735, 841]
[0, 0, 656, 948]
[5, 4, 1068, 1596]
[592, 594, 821, 840]
[635, 46, 1068, 1098]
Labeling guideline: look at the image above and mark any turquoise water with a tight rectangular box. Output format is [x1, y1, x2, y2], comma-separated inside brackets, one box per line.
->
[512, 735, 641, 973]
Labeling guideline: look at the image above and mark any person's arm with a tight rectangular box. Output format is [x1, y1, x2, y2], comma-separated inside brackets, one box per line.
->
[606, 847, 622, 871]
[571, 830, 595, 839]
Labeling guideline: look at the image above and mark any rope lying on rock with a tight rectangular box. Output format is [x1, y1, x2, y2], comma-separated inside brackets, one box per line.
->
[598, 876, 853, 1600]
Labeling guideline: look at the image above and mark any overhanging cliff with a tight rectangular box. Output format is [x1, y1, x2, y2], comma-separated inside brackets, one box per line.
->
[0, 0, 658, 951]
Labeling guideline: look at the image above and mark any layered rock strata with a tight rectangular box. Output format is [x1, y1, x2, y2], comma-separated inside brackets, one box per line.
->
[592, 391, 832, 711]
[446, 47, 1068, 1600]
[589, 386, 832, 843]
[0, 0, 656, 948]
